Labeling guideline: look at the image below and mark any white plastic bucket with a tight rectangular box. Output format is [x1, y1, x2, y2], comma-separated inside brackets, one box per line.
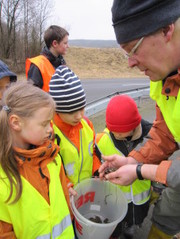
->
[71, 178, 128, 239]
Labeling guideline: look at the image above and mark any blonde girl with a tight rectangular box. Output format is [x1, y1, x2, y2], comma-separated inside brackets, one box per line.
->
[0, 81, 75, 239]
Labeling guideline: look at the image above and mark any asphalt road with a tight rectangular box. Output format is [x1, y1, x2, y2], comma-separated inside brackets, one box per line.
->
[81, 78, 150, 103]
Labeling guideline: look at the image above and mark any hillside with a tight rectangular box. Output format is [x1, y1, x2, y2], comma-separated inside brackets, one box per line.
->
[64, 47, 144, 79]
[9, 46, 144, 80]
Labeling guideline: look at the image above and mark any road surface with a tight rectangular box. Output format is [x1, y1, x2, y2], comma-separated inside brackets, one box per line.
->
[81, 78, 149, 103]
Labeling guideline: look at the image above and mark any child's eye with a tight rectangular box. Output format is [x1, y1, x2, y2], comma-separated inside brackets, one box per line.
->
[42, 121, 50, 127]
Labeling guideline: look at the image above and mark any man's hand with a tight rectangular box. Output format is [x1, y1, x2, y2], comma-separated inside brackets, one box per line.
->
[104, 164, 137, 185]
[98, 154, 137, 179]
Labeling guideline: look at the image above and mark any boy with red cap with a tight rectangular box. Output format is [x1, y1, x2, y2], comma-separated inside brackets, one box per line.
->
[95, 94, 152, 239]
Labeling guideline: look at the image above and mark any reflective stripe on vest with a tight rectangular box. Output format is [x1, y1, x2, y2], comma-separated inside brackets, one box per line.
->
[25, 55, 55, 92]
[0, 154, 75, 239]
[53, 119, 93, 185]
[96, 129, 151, 205]
[36, 214, 74, 239]
[124, 188, 151, 203]
[150, 81, 180, 142]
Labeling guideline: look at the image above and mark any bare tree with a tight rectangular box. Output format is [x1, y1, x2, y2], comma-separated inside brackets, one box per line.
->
[23, 0, 29, 58]
[35, 0, 53, 50]
[0, 0, 54, 70]
[0, 0, 21, 59]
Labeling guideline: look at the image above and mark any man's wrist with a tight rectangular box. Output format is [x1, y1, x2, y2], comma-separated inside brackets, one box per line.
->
[127, 156, 138, 164]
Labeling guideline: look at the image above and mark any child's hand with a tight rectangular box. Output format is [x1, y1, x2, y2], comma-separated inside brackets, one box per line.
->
[69, 186, 78, 197]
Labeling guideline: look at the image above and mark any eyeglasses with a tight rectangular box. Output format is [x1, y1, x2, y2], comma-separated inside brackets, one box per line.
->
[121, 37, 144, 59]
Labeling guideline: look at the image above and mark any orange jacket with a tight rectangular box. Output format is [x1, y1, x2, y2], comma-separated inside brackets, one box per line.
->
[53, 113, 101, 187]
[25, 55, 55, 92]
[0, 140, 71, 239]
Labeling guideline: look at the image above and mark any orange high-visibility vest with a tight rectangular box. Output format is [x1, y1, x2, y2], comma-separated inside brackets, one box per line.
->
[26, 55, 55, 92]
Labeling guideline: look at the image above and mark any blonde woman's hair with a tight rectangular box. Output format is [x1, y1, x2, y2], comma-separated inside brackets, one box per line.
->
[0, 81, 55, 203]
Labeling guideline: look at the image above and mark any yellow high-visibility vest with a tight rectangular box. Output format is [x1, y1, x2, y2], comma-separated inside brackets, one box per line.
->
[53, 118, 93, 185]
[0, 154, 75, 239]
[150, 80, 180, 142]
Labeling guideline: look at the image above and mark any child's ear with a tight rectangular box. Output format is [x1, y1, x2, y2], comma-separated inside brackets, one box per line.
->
[52, 40, 58, 48]
[9, 114, 22, 131]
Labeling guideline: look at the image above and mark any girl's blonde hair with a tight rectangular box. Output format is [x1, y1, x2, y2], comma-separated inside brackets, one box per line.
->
[0, 81, 55, 203]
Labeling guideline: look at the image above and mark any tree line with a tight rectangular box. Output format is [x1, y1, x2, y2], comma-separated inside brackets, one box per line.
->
[0, 0, 53, 69]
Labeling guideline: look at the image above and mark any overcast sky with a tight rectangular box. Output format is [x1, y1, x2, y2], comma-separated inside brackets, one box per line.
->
[49, 0, 115, 40]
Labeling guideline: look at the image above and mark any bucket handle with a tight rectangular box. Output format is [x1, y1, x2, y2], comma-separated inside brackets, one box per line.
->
[70, 196, 89, 227]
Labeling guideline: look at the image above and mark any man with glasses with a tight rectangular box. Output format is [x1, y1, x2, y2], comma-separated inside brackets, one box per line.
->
[99, 1, 180, 239]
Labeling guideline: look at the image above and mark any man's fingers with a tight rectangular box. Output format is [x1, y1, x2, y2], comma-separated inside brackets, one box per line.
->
[105, 170, 118, 180]
[98, 161, 108, 173]
[102, 154, 115, 162]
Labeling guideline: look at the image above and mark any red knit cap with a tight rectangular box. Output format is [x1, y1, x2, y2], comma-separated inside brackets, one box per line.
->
[106, 95, 142, 133]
